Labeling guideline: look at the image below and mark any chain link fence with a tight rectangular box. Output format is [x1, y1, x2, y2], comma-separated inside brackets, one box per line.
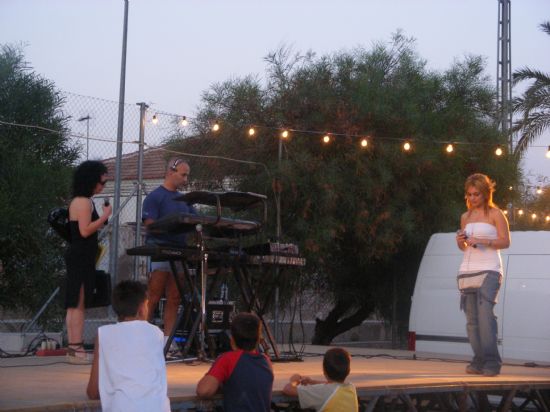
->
[2, 91, 400, 350]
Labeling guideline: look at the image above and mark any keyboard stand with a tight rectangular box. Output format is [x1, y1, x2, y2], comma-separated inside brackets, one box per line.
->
[231, 260, 281, 360]
[164, 258, 203, 360]
[159, 257, 207, 361]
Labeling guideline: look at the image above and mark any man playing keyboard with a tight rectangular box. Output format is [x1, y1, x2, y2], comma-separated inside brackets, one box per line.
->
[142, 158, 196, 354]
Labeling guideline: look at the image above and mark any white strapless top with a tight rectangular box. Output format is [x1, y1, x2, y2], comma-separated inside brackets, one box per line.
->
[459, 222, 502, 274]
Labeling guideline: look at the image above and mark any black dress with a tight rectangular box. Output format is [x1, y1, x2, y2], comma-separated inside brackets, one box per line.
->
[64, 201, 99, 308]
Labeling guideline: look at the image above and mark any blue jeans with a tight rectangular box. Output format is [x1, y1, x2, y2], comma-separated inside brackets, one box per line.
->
[462, 271, 502, 373]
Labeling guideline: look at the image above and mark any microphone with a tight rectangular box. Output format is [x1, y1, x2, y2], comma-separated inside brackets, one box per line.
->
[459, 230, 477, 248]
[464, 234, 477, 248]
[103, 197, 110, 225]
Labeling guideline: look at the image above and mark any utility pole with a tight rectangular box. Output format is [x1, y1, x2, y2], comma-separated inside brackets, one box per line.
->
[78, 115, 91, 159]
[273, 133, 284, 344]
[497, 0, 513, 152]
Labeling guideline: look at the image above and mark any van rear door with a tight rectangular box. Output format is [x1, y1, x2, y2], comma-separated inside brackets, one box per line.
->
[502, 254, 550, 363]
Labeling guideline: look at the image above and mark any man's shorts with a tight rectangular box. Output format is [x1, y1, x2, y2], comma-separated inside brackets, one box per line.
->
[149, 260, 196, 276]
[150, 259, 171, 272]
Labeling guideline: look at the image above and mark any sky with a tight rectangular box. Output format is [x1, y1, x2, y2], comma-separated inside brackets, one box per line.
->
[1, 0, 549, 181]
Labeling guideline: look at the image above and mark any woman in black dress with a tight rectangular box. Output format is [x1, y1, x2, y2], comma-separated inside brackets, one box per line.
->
[65, 161, 112, 363]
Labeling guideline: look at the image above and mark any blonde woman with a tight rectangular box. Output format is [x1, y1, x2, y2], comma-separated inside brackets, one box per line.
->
[455, 173, 510, 376]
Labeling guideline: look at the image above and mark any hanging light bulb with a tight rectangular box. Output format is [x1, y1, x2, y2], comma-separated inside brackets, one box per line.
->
[445, 143, 454, 153]
[537, 187, 543, 195]
[248, 127, 255, 136]
[546, 146, 550, 159]
[509, 186, 513, 191]
[518, 209, 524, 216]
[322, 135, 331, 144]
[212, 122, 220, 132]
[531, 213, 537, 220]
[403, 141, 412, 152]
[503, 210, 508, 215]
[495, 145, 503, 156]
[360, 138, 368, 148]
[281, 130, 289, 139]
[545, 215, 550, 223]
[180, 116, 188, 127]
[152, 114, 158, 125]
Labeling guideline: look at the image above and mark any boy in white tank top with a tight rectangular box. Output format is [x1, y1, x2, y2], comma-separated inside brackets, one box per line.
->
[87, 280, 170, 412]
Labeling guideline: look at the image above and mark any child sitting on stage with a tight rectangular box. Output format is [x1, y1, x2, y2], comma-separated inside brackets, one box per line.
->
[87, 280, 170, 412]
[196, 312, 274, 412]
[283, 347, 358, 412]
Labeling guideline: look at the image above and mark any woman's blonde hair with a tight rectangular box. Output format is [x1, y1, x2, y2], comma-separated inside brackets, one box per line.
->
[464, 173, 496, 215]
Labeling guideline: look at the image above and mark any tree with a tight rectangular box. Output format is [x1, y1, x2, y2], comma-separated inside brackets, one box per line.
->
[171, 34, 518, 344]
[0, 45, 79, 323]
[512, 22, 550, 156]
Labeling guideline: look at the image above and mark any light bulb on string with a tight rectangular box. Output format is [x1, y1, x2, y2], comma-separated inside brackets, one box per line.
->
[503, 210, 508, 215]
[322, 135, 331, 144]
[495, 145, 503, 156]
[281, 130, 289, 139]
[445, 143, 454, 153]
[518, 209, 524, 216]
[531, 213, 538, 220]
[180, 116, 188, 127]
[360, 138, 368, 148]
[537, 187, 543, 195]
[403, 141, 412, 152]
[212, 122, 220, 132]
[248, 127, 256, 137]
[546, 146, 550, 159]
[152, 114, 158, 125]
[546, 215, 550, 223]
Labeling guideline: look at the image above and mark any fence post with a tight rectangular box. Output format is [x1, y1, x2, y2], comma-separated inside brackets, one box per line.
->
[133, 102, 148, 280]
[109, 0, 129, 284]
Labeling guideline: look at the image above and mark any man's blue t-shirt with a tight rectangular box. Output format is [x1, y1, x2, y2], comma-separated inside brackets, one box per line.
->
[142, 185, 196, 246]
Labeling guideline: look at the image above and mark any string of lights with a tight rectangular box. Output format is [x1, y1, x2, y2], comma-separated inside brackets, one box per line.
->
[506, 209, 550, 223]
[143, 110, 550, 160]
[2, 114, 549, 160]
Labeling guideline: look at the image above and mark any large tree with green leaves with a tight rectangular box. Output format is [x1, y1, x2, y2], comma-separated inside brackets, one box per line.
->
[512, 22, 550, 156]
[0, 45, 78, 323]
[171, 34, 518, 344]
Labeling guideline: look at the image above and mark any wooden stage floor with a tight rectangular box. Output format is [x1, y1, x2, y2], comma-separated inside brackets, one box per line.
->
[1, 346, 549, 411]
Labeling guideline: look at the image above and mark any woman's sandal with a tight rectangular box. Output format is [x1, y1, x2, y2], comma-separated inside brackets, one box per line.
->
[66, 342, 91, 364]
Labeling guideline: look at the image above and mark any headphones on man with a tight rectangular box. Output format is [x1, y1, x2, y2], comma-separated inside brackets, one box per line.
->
[170, 158, 185, 171]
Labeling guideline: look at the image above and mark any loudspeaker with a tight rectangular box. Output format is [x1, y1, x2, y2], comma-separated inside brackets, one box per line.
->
[87, 270, 112, 308]
[206, 302, 234, 332]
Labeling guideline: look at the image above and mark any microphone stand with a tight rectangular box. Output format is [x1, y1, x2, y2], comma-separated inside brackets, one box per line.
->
[196, 224, 208, 360]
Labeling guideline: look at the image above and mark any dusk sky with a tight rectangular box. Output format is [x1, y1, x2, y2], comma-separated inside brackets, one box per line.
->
[1, 0, 549, 180]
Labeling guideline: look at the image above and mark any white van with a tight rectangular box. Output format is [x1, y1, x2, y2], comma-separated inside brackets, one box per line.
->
[408, 231, 550, 363]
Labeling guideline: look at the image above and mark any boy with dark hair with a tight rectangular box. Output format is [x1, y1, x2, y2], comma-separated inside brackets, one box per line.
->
[196, 312, 274, 412]
[283, 347, 358, 412]
[87, 281, 170, 412]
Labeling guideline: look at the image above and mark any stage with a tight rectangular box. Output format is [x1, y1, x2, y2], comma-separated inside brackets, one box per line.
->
[1, 346, 549, 411]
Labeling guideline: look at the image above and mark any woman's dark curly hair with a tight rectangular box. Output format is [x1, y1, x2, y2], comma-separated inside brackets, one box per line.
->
[72, 160, 108, 198]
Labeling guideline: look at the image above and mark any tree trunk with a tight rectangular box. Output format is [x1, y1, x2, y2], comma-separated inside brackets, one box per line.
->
[311, 300, 374, 345]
